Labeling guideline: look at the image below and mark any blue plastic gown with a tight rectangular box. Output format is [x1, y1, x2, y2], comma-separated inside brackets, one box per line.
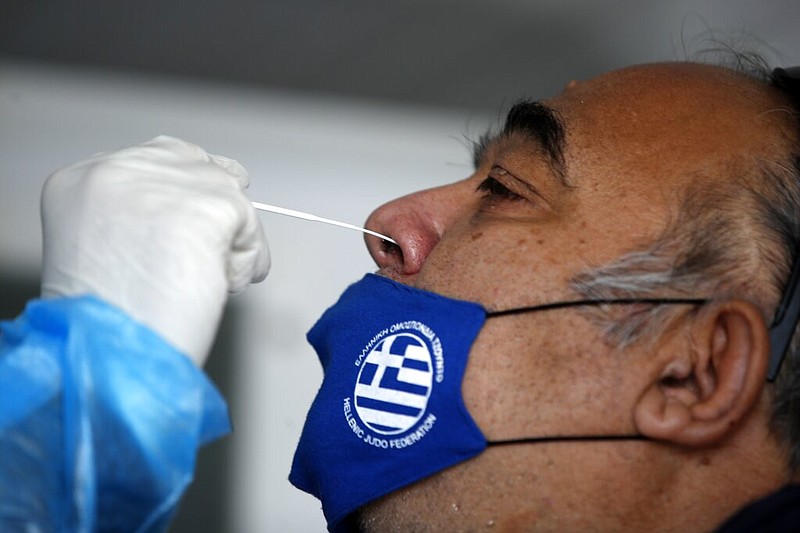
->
[0, 296, 231, 532]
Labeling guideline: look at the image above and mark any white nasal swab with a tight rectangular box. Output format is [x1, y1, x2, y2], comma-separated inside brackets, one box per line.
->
[252, 201, 398, 245]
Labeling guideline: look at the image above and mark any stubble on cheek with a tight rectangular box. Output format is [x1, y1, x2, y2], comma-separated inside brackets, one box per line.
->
[354, 450, 551, 533]
[355, 469, 477, 533]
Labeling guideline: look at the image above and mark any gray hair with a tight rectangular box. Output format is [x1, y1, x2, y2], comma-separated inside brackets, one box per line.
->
[569, 63, 800, 470]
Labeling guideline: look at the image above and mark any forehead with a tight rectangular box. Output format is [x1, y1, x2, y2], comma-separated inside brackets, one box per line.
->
[541, 63, 783, 189]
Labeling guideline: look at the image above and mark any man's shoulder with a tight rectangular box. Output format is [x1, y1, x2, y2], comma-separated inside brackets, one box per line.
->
[715, 484, 800, 533]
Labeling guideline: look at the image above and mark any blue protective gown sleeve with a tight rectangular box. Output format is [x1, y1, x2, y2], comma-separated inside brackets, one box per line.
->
[0, 296, 231, 533]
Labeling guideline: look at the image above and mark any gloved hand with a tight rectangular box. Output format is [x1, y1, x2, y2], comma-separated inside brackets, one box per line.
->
[40, 135, 270, 366]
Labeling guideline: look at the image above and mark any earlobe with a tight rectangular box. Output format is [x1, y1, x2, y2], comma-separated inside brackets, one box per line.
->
[633, 301, 770, 447]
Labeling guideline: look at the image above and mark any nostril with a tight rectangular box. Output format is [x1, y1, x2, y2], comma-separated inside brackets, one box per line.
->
[396, 230, 438, 275]
[370, 238, 402, 271]
[381, 238, 401, 254]
[383, 238, 405, 264]
[364, 232, 402, 272]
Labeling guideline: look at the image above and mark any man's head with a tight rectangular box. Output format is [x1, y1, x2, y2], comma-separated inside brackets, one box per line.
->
[360, 61, 800, 531]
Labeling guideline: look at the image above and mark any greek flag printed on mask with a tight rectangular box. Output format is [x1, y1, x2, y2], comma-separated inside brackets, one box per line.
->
[355, 333, 433, 435]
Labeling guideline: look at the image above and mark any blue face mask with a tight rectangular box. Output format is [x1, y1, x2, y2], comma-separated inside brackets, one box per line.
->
[289, 274, 705, 532]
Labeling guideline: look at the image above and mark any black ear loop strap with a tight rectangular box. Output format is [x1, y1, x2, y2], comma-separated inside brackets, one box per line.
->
[485, 297, 708, 447]
[767, 66, 800, 382]
[488, 434, 649, 447]
[767, 245, 800, 381]
[486, 297, 708, 318]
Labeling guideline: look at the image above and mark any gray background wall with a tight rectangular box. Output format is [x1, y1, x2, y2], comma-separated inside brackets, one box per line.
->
[3, 0, 799, 111]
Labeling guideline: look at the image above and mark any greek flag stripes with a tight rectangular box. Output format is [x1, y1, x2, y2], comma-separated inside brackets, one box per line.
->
[354, 333, 434, 434]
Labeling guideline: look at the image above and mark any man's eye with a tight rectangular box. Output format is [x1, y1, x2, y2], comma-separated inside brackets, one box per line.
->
[476, 177, 524, 201]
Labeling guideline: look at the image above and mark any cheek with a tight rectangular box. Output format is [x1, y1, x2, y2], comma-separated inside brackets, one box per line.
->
[414, 225, 571, 306]
[460, 314, 575, 439]
[460, 313, 630, 441]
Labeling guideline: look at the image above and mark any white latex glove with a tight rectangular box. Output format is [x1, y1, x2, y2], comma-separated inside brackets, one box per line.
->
[40, 135, 270, 366]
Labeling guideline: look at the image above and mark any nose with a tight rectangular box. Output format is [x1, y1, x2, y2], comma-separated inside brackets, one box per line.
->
[364, 179, 474, 278]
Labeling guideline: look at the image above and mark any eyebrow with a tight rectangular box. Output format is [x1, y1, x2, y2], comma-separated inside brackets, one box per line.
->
[472, 100, 570, 187]
[504, 100, 569, 185]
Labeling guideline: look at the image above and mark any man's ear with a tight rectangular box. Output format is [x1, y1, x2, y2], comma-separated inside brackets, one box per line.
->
[633, 301, 770, 447]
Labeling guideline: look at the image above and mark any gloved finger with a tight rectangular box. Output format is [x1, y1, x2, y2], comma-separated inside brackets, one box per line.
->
[227, 242, 271, 294]
[138, 136, 250, 190]
[139, 135, 210, 161]
[208, 153, 249, 190]
[113, 136, 238, 181]
[102, 137, 250, 196]
[86, 136, 206, 170]
[226, 190, 271, 293]
[137, 136, 250, 190]
[50, 136, 210, 182]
